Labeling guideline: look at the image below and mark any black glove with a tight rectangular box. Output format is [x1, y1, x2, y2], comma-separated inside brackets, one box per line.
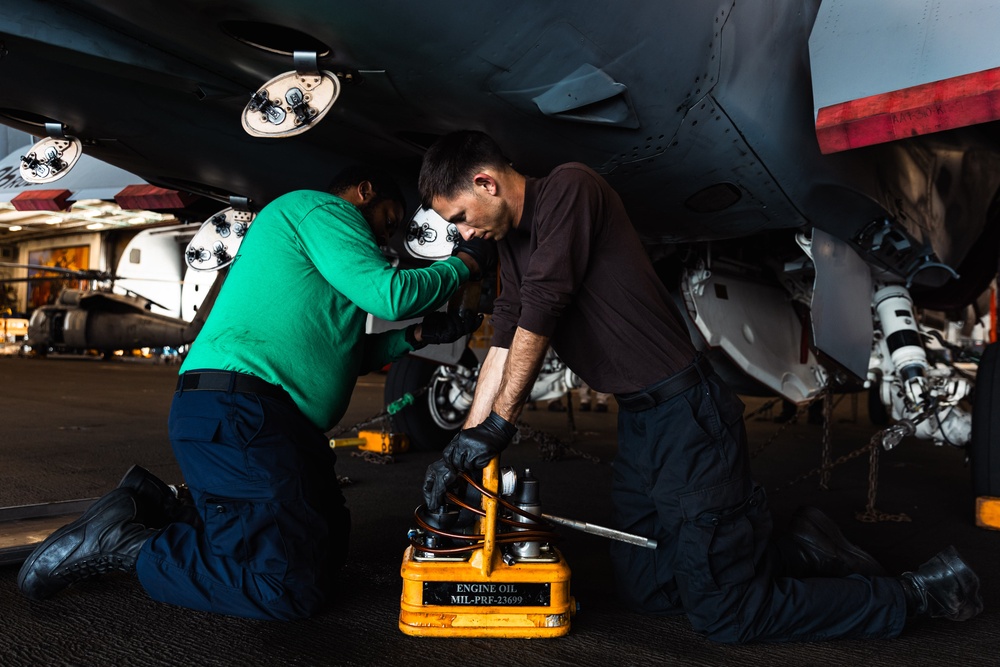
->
[423, 412, 517, 509]
[417, 310, 483, 347]
[452, 236, 497, 280]
[445, 411, 517, 471]
[422, 459, 458, 510]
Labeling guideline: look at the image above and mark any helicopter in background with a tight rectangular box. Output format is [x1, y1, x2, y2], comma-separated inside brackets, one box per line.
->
[0, 213, 244, 358]
[0, 262, 220, 358]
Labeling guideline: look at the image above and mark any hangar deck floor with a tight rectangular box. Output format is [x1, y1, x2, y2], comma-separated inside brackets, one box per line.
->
[0, 356, 997, 666]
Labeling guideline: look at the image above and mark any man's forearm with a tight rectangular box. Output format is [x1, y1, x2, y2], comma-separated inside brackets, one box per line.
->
[492, 327, 549, 422]
[464, 346, 507, 428]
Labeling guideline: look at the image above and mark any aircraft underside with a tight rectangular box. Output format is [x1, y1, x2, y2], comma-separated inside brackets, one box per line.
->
[0, 0, 999, 504]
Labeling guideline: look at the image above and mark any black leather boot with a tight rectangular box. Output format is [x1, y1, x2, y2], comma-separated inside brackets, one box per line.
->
[900, 546, 983, 621]
[17, 488, 158, 600]
[117, 464, 197, 528]
[777, 506, 887, 578]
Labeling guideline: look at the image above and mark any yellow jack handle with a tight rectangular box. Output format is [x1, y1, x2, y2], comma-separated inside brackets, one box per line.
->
[480, 457, 500, 577]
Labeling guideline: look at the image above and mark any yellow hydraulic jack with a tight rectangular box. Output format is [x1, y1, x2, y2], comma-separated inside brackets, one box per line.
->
[330, 430, 410, 455]
[399, 459, 574, 637]
[399, 459, 658, 637]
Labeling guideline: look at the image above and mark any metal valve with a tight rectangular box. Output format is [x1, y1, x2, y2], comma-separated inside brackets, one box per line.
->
[509, 468, 543, 559]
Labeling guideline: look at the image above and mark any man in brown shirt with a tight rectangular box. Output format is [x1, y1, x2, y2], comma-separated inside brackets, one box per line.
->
[418, 130, 981, 643]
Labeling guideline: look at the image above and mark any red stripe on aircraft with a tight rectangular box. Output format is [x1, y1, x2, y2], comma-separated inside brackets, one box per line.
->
[815, 66, 1000, 154]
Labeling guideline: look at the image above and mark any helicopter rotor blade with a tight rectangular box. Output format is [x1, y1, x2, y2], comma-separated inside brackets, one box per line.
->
[0, 262, 114, 282]
[1, 262, 184, 313]
[0, 263, 181, 284]
[0, 276, 89, 283]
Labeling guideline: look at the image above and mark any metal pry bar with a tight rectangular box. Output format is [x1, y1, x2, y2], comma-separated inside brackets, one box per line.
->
[541, 513, 658, 549]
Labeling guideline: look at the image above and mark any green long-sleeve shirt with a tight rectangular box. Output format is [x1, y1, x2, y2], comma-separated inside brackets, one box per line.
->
[181, 190, 469, 430]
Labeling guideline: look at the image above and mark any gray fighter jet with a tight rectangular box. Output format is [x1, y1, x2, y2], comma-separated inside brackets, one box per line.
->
[1, 0, 998, 502]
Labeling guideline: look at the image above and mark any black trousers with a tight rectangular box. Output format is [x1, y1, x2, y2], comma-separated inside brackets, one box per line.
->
[609, 364, 906, 643]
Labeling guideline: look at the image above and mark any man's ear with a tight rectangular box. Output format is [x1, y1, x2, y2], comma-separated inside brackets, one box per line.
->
[472, 172, 498, 196]
[357, 180, 374, 202]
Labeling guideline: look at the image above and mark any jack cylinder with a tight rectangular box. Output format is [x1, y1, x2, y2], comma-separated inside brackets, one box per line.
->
[510, 469, 542, 559]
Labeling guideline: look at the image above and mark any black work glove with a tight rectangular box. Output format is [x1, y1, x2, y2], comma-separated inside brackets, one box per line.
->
[422, 459, 458, 511]
[413, 310, 484, 348]
[444, 411, 517, 471]
[452, 236, 497, 280]
[422, 411, 518, 510]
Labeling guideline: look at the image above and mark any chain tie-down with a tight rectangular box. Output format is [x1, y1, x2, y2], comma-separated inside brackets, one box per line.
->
[751, 391, 909, 523]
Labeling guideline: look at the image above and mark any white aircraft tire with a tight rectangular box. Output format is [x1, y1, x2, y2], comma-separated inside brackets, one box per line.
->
[383, 348, 478, 452]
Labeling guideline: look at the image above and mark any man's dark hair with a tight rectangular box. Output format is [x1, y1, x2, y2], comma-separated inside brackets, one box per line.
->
[327, 164, 406, 211]
[418, 131, 510, 208]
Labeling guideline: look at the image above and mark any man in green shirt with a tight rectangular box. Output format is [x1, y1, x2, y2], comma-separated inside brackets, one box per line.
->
[18, 165, 489, 620]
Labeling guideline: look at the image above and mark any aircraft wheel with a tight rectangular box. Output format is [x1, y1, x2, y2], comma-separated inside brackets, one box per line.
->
[384, 348, 479, 451]
[971, 342, 1000, 497]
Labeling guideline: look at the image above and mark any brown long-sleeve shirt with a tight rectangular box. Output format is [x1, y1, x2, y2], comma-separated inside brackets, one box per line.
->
[490, 163, 696, 394]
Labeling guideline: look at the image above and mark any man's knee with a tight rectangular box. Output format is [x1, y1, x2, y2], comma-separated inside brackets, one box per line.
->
[685, 605, 746, 644]
[666, 566, 746, 641]
[610, 541, 685, 615]
[251, 570, 328, 620]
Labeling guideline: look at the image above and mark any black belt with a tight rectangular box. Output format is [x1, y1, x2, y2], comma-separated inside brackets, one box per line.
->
[615, 356, 713, 412]
[176, 371, 292, 403]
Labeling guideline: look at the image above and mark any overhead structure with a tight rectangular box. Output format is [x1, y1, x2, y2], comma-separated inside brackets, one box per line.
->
[0, 148, 191, 238]
[241, 51, 340, 138]
[18, 124, 81, 184]
[184, 199, 256, 272]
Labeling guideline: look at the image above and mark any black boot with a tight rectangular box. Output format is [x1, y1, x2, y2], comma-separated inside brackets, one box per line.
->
[117, 464, 197, 528]
[17, 488, 158, 600]
[777, 506, 887, 578]
[900, 546, 983, 621]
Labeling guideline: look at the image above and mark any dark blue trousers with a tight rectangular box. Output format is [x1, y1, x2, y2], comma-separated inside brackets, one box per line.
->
[136, 387, 350, 620]
[609, 364, 907, 643]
